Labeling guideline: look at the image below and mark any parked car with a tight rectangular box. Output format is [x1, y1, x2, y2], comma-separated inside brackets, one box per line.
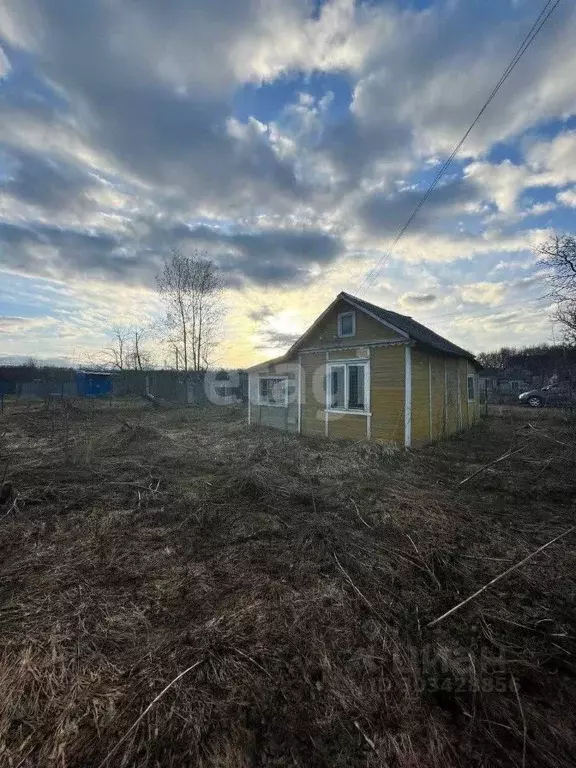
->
[518, 382, 575, 407]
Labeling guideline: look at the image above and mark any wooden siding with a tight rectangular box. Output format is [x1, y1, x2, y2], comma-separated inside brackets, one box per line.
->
[249, 362, 299, 433]
[327, 412, 368, 439]
[328, 347, 370, 360]
[249, 330, 481, 445]
[300, 352, 326, 437]
[444, 357, 459, 435]
[302, 298, 402, 349]
[466, 360, 481, 426]
[411, 348, 431, 446]
[370, 345, 405, 443]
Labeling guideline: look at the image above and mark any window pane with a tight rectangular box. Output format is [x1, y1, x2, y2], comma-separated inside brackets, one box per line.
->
[348, 365, 365, 409]
[259, 378, 286, 404]
[330, 366, 345, 408]
[339, 313, 353, 336]
[270, 379, 285, 404]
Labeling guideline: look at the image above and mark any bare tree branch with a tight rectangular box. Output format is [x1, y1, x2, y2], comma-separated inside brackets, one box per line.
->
[156, 249, 223, 372]
[536, 234, 576, 345]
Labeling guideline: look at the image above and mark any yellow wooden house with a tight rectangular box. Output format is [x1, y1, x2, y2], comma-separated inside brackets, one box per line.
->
[247, 292, 482, 447]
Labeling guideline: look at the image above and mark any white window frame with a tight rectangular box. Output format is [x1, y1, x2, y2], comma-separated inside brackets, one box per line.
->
[467, 373, 476, 402]
[326, 360, 370, 415]
[258, 375, 289, 407]
[337, 310, 356, 338]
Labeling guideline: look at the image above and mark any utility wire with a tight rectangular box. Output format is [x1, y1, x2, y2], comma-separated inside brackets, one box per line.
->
[357, 0, 562, 294]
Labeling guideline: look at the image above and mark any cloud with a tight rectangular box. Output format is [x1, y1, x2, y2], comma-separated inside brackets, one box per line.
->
[1, 146, 97, 212]
[0, 0, 306, 215]
[459, 281, 507, 306]
[1, 0, 575, 365]
[400, 292, 437, 306]
[0, 44, 9, 77]
[247, 305, 275, 323]
[557, 187, 576, 208]
[465, 160, 530, 215]
[255, 329, 300, 350]
[0, 314, 58, 333]
[467, 131, 576, 217]
[163, 223, 344, 287]
[0, 220, 150, 283]
[357, 177, 481, 236]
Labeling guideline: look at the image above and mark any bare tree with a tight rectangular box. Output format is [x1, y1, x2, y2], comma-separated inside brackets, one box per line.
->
[102, 324, 156, 371]
[156, 249, 223, 372]
[537, 234, 576, 344]
[102, 324, 129, 370]
[126, 326, 154, 370]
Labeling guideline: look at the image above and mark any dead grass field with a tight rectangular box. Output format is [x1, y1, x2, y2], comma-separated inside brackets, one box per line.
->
[0, 398, 575, 767]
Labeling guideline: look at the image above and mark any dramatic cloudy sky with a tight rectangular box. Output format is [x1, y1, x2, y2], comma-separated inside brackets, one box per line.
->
[1, 0, 575, 367]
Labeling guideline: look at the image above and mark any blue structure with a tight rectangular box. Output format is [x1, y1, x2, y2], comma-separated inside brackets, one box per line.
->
[75, 370, 113, 398]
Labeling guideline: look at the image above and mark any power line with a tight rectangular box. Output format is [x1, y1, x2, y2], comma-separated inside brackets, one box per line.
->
[357, 0, 562, 294]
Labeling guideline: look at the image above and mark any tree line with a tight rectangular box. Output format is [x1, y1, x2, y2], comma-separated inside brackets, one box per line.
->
[475, 234, 576, 385]
[477, 344, 576, 385]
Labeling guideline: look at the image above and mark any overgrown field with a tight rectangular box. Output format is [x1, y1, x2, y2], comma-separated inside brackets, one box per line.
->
[0, 399, 575, 767]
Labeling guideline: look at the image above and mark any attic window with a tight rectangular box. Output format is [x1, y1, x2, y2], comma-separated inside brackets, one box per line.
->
[338, 311, 355, 337]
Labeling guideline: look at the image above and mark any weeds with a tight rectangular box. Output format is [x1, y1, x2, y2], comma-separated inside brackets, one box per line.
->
[0, 399, 574, 767]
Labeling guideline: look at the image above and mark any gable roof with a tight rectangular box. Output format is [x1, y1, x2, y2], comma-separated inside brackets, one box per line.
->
[340, 292, 477, 362]
[247, 291, 480, 371]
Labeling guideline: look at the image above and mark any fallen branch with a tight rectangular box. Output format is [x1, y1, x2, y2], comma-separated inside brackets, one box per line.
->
[511, 674, 527, 768]
[350, 498, 373, 528]
[527, 423, 576, 449]
[97, 658, 205, 768]
[458, 444, 529, 487]
[333, 552, 377, 615]
[427, 525, 576, 628]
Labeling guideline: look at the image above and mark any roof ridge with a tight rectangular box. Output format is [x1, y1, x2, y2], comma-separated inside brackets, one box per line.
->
[340, 291, 412, 320]
[341, 291, 477, 363]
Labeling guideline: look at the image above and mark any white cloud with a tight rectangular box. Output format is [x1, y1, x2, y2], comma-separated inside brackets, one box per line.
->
[0, 0, 574, 364]
[459, 281, 507, 306]
[465, 160, 530, 214]
[557, 187, 576, 207]
[0, 44, 9, 78]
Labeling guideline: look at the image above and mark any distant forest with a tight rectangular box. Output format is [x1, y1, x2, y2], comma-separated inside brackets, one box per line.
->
[477, 344, 576, 385]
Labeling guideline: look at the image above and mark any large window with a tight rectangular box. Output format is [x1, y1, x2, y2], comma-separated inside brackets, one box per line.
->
[327, 362, 368, 412]
[337, 311, 355, 337]
[258, 376, 288, 407]
[467, 374, 476, 401]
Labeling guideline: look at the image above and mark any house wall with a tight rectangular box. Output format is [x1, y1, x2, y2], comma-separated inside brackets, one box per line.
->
[410, 349, 430, 446]
[248, 331, 482, 445]
[370, 344, 406, 443]
[409, 350, 481, 446]
[327, 411, 368, 440]
[302, 298, 403, 349]
[466, 360, 481, 426]
[300, 352, 326, 437]
[248, 362, 299, 433]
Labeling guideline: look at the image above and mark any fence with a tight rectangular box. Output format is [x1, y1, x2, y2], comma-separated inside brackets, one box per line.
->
[1, 369, 248, 406]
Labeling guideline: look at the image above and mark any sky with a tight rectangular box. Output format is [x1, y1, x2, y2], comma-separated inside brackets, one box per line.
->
[1, 0, 575, 368]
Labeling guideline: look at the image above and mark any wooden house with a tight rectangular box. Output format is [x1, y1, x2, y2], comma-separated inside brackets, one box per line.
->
[247, 292, 482, 447]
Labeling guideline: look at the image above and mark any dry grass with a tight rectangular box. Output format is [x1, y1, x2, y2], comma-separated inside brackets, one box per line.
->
[0, 398, 575, 767]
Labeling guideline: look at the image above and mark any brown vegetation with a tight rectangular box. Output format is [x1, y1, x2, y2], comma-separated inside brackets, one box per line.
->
[0, 400, 575, 767]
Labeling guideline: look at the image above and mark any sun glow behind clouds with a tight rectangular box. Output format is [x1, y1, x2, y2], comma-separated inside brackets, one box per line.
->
[0, 0, 574, 364]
